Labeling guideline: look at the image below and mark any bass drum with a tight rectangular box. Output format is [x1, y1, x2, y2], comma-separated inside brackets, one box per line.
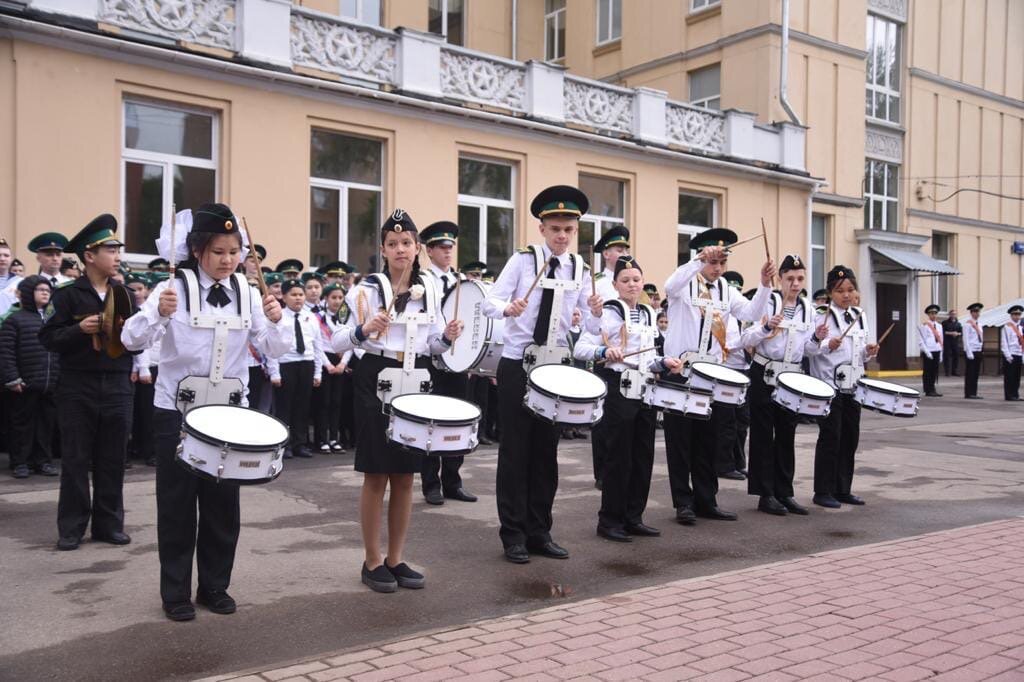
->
[434, 280, 504, 375]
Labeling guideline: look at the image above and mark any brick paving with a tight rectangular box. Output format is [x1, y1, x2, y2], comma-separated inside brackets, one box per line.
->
[214, 519, 1024, 681]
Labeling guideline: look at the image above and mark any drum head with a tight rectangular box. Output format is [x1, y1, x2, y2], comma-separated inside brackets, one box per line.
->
[528, 365, 606, 400]
[184, 405, 289, 447]
[691, 362, 750, 386]
[777, 372, 835, 399]
[859, 378, 919, 397]
[391, 393, 481, 424]
[439, 280, 489, 373]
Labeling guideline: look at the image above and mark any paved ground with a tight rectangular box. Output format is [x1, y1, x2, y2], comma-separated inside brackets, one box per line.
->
[213, 518, 1024, 682]
[0, 376, 1022, 681]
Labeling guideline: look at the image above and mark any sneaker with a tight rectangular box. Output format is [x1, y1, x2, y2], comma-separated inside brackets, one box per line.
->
[361, 562, 397, 593]
[384, 558, 425, 589]
[12, 464, 30, 479]
[36, 463, 59, 476]
[330, 441, 345, 453]
[319, 443, 331, 453]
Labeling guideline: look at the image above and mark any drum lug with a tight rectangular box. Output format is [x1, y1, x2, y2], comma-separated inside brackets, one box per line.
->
[216, 464, 224, 482]
[420, 379, 433, 393]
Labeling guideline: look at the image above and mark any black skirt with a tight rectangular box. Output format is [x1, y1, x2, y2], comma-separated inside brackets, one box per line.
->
[353, 352, 432, 474]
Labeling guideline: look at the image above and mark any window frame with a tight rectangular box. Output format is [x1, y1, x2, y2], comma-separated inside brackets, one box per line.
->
[689, 0, 720, 13]
[810, 213, 831, 295]
[595, 0, 622, 46]
[544, 0, 566, 62]
[578, 173, 628, 271]
[863, 158, 900, 232]
[931, 232, 953, 313]
[676, 190, 718, 266]
[120, 97, 219, 261]
[429, 0, 465, 45]
[339, 0, 381, 25]
[688, 63, 721, 110]
[865, 13, 901, 124]
[456, 156, 516, 266]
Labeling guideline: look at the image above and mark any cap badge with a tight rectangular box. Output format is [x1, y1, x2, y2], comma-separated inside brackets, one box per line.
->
[225, 220, 233, 230]
[392, 209, 405, 221]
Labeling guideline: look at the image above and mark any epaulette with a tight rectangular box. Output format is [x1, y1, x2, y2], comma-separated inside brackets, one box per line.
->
[57, 280, 74, 289]
[517, 248, 531, 255]
[815, 305, 829, 315]
[594, 271, 605, 280]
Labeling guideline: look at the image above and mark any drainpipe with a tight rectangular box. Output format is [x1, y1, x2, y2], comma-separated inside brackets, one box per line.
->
[511, 0, 518, 60]
[779, 0, 801, 125]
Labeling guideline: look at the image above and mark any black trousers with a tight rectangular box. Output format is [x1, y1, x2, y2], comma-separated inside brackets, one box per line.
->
[746, 364, 797, 499]
[596, 369, 656, 530]
[495, 358, 560, 547]
[314, 353, 344, 445]
[248, 365, 267, 413]
[715, 377, 749, 474]
[468, 375, 492, 438]
[943, 343, 960, 375]
[9, 388, 56, 469]
[154, 408, 240, 604]
[663, 377, 720, 512]
[131, 367, 158, 461]
[339, 356, 358, 446]
[921, 351, 941, 393]
[1004, 355, 1022, 400]
[421, 367, 468, 495]
[813, 392, 860, 496]
[273, 360, 315, 448]
[964, 353, 982, 398]
[590, 407, 608, 482]
[56, 371, 132, 540]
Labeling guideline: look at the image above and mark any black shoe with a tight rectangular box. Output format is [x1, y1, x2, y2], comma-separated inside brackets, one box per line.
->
[145, 457, 158, 467]
[574, 429, 589, 440]
[697, 507, 738, 521]
[675, 506, 697, 525]
[124, 459, 134, 469]
[12, 464, 30, 479]
[504, 544, 530, 564]
[35, 463, 59, 476]
[196, 589, 236, 614]
[293, 447, 313, 458]
[361, 562, 397, 593]
[162, 600, 196, 622]
[597, 526, 632, 542]
[780, 497, 809, 515]
[424, 489, 444, 505]
[835, 493, 865, 506]
[757, 496, 788, 516]
[813, 493, 841, 509]
[560, 428, 575, 440]
[384, 558, 425, 589]
[282, 448, 293, 459]
[624, 522, 661, 537]
[1007, 397, 1022, 401]
[478, 435, 494, 445]
[92, 531, 131, 545]
[965, 395, 983, 399]
[443, 488, 477, 503]
[527, 540, 569, 559]
[594, 479, 603, 490]
[56, 535, 81, 551]
[720, 470, 746, 481]
[926, 392, 943, 397]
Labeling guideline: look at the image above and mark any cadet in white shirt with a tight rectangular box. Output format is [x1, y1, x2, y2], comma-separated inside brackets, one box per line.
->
[313, 282, 352, 453]
[807, 266, 879, 509]
[962, 302, 985, 399]
[918, 304, 944, 397]
[121, 202, 289, 622]
[661, 229, 774, 525]
[1001, 304, 1023, 401]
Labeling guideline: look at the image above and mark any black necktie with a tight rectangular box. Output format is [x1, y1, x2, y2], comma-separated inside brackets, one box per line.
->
[50, 276, 58, 286]
[294, 314, 306, 354]
[207, 282, 230, 307]
[331, 313, 341, 325]
[844, 311, 853, 324]
[442, 274, 452, 297]
[533, 256, 560, 345]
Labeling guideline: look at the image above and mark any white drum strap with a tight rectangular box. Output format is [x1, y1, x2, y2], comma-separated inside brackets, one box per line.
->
[691, 278, 727, 356]
[178, 270, 253, 384]
[531, 248, 584, 346]
[778, 296, 812, 364]
[608, 301, 656, 368]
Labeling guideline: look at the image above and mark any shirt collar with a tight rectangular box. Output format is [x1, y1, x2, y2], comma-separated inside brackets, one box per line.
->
[541, 245, 570, 267]
[197, 268, 233, 291]
[429, 263, 452, 278]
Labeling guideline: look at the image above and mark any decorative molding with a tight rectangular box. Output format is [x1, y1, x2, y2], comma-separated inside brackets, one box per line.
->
[907, 209, 1024, 236]
[99, 0, 235, 50]
[440, 49, 525, 112]
[865, 126, 902, 163]
[866, 0, 907, 23]
[909, 68, 1024, 111]
[290, 10, 397, 85]
[665, 102, 725, 153]
[812, 192, 865, 208]
[563, 77, 633, 135]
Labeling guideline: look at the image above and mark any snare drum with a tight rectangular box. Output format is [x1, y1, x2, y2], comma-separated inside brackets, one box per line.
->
[434, 280, 503, 375]
[688, 362, 750, 406]
[854, 378, 920, 417]
[772, 372, 835, 418]
[387, 393, 481, 455]
[525, 364, 606, 425]
[643, 379, 713, 420]
[177, 405, 288, 484]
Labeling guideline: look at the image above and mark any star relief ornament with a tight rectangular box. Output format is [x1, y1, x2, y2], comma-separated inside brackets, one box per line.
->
[408, 284, 425, 301]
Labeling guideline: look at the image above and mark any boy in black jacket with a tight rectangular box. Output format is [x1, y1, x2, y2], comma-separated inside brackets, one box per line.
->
[0, 275, 59, 478]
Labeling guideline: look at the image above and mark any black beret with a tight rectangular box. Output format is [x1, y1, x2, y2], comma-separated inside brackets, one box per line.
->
[613, 255, 642, 279]
[420, 221, 459, 246]
[192, 203, 239, 235]
[530, 185, 589, 219]
[779, 254, 806, 273]
[690, 228, 738, 251]
[643, 283, 659, 294]
[826, 265, 856, 291]
[281, 278, 304, 295]
[595, 225, 630, 252]
[812, 289, 829, 300]
[380, 209, 417, 242]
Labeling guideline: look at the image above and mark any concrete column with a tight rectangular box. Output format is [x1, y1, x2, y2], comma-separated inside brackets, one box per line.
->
[397, 28, 444, 98]
[778, 121, 807, 172]
[722, 109, 756, 160]
[238, 0, 293, 68]
[524, 60, 565, 124]
[631, 87, 667, 145]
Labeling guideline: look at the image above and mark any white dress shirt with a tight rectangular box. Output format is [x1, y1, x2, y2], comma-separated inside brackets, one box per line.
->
[267, 306, 324, 382]
[963, 317, 984, 360]
[320, 306, 353, 366]
[481, 245, 598, 360]
[918, 320, 944, 356]
[740, 294, 818, 364]
[595, 267, 617, 302]
[427, 262, 461, 298]
[1001, 321, 1022, 360]
[662, 258, 771, 360]
[121, 269, 291, 410]
[723, 317, 750, 370]
[574, 300, 661, 372]
[133, 334, 162, 378]
[807, 304, 873, 389]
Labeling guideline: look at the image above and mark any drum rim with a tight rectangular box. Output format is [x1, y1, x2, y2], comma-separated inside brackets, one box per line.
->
[527, 365, 608, 401]
[856, 377, 920, 397]
[174, 455, 282, 485]
[183, 405, 290, 452]
[775, 372, 836, 400]
[651, 380, 714, 396]
[390, 395, 482, 426]
[689, 361, 750, 387]
[438, 280, 491, 373]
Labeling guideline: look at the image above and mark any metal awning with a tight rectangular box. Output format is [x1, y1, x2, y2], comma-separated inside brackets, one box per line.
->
[978, 299, 1024, 328]
[869, 245, 961, 276]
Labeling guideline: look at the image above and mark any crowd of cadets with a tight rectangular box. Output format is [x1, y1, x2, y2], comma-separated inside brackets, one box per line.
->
[0, 186, 1022, 615]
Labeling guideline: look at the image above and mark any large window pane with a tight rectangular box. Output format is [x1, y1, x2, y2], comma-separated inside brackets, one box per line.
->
[347, 188, 381, 274]
[597, 0, 610, 41]
[811, 248, 824, 292]
[578, 220, 595, 269]
[678, 194, 714, 227]
[457, 204, 481, 268]
[689, 64, 721, 109]
[310, 187, 340, 270]
[458, 159, 512, 200]
[487, 207, 514, 271]
[310, 130, 382, 184]
[124, 162, 164, 254]
[580, 175, 624, 217]
[610, 0, 621, 39]
[446, 0, 463, 45]
[125, 101, 213, 159]
[428, 0, 443, 34]
[173, 166, 216, 217]
[677, 232, 693, 266]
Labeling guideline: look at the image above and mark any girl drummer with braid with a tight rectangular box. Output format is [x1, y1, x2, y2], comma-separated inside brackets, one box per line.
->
[575, 256, 683, 542]
[331, 210, 463, 594]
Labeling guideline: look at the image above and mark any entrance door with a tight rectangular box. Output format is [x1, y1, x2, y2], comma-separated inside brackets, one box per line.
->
[875, 283, 907, 370]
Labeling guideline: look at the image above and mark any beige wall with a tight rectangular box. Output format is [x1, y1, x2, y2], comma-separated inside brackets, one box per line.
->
[0, 39, 14, 250]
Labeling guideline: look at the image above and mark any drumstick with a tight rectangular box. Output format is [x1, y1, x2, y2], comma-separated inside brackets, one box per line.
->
[241, 216, 268, 297]
[760, 217, 777, 288]
[837, 308, 863, 342]
[168, 202, 177, 275]
[385, 261, 410, 317]
[449, 276, 461, 356]
[729, 234, 764, 249]
[522, 263, 546, 301]
[591, 267, 597, 298]
[876, 321, 897, 347]
[596, 346, 657, 365]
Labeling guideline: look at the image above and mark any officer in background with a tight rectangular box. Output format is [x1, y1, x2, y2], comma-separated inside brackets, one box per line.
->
[962, 302, 984, 399]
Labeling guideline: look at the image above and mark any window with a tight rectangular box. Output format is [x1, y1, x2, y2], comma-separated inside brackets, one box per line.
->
[596, 0, 621, 45]
[688, 63, 721, 110]
[677, 192, 716, 265]
[339, 0, 380, 25]
[429, 0, 464, 46]
[309, 130, 384, 273]
[122, 99, 217, 256]
[457, 158, 515, 270]
[545, 0, 566, 62]
[864, 159, 900, 231]
[690, 0, 719, 12]
[810, 214, 830, 294]
[932, 233, 952, 311]
[578, 174, 626, 270]
[866, 14, 900, 123]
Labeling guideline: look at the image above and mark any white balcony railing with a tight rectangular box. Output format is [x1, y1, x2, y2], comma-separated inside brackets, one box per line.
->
[98, 0, 237, 51]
